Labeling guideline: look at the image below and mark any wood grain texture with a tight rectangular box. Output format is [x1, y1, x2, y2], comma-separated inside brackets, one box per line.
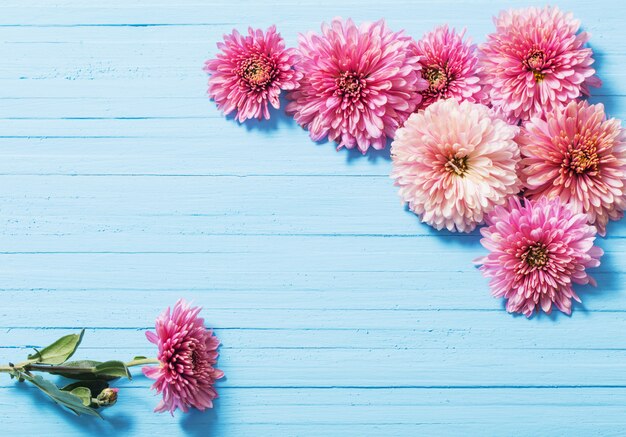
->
[1, 0, 625, 435]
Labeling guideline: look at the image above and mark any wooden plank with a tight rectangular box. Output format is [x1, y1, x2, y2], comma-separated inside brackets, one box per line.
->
[1, 386, 625, 435]
[3, 324, 626, 355]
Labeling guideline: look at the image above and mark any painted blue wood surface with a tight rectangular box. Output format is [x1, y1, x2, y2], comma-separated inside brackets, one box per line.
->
[1, 0, 626, 435]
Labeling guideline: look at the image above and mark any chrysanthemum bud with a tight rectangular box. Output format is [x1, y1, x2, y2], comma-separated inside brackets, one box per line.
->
[96, 388, 119, 407]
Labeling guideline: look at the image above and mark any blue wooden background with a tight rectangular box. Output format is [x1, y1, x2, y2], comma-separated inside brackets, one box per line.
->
[1, 1, 625, 435]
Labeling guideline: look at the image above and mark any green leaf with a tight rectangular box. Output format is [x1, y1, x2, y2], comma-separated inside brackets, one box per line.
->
[52, 360, 131, 381]
[27, 329, 84, 365]
[94, 361, 131, 380]
[133, 356, 147, 360]
[61, 359, 101, 368]
[69, 387, 92, 406]
[21, 373, 101, 418]
[62, 379, 109, 396]
[48, 360, 100, 380]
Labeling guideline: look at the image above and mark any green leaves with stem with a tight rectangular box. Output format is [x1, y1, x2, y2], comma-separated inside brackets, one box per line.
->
[0, 329, 149, 418]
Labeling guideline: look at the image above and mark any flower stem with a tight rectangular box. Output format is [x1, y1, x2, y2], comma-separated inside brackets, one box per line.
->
[0, 362, 95, 375]
[28, 363, 95, 374]
[0, 360, 31, 373]
[125, 357, 160, 368]
[0, 357, 160, 375]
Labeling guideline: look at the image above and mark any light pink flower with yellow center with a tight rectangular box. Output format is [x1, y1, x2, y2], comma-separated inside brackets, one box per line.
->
[480, 6, 601, 123]
[391, 99, 521, 232]
[476, 196, 603, 317]
[519, 100, 626, 236]
[204, 25, 301, 122]
[143, 299, 224, 414]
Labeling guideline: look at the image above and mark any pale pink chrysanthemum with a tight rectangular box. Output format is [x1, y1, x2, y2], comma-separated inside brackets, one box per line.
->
[480, 6, 601, 123]
[143, 299, 224, 414]
[286, 18, 428, 154]
[519, 100, 626, 237]
[476, 196, 603, 317]
[414, 25, 485, 110]
[391, 99, 521, 232]
[204, 26, 302, 122]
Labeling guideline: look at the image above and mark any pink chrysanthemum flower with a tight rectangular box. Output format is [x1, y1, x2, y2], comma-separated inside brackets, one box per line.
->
[480, 6, 601, 123]
[143, 299, 224, 414]
[414, 25, 485, 110]
[391, 99, 521, 232]
[204, 25, 302, 122]
[286, 18, 427, 154]
[519, 100, 626, 237]
[476, 196, 603, 317]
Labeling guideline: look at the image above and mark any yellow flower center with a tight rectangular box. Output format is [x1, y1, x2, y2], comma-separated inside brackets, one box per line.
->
[445, 156, 468, 176]
[564, 137, 600, 174]
[237, 56, 273, 88]
[525, 50, 546, 82]
[336, 71, 365, 98]
[423, 67, 448, 92]
[522, 244, 549, 269]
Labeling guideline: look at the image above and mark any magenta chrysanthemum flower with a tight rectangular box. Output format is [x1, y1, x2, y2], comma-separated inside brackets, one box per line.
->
[414, 25, 485, 110]
[519, 100, 626, 236]
[204, 25, 302, 122]
[143, 299, 224, 414]
[286, 18, 427, 154]
[480, 6, 601, 123]
[391, 99, 521, 232]
[476, 196, 603, 317]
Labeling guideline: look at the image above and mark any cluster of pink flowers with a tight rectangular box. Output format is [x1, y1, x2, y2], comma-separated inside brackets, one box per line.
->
[205, 7, 625, 318]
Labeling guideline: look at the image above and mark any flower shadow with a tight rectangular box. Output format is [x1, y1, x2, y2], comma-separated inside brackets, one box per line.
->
[179, 397, 221, 436]
[499, 301, 564, 323]
[435, 228, 482, 249]
[177, 369, 226, 435]
[309, 134, 393, 164]
[343, 142, 392, 164]
[499, 297, 578, 323]
[226, 95, 296, 133]
[403, 204, 483, 248]
[565, 234, 621, 317]
[583, 44, 621, 116]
